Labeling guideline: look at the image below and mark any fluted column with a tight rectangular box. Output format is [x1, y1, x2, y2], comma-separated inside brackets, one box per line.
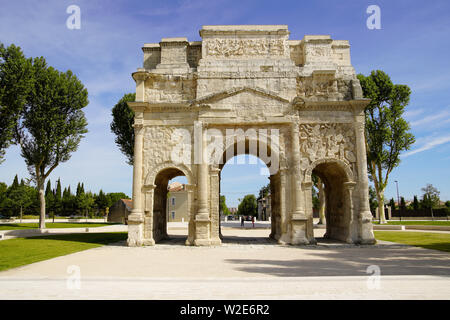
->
[194, 121, 210, 245]
[196, 121, 209, 219]
[127, 123, 145, 246]
[354, 115, 376, 244]
[344, 181, 356, 244]
[289, 122, 309, 245]
[291, 123, 306, 219]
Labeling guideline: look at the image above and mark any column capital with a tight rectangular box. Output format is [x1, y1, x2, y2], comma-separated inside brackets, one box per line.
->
[142, 184, 156, 191]
[343, 181, 357, 190]
[301, 181, 313, 190]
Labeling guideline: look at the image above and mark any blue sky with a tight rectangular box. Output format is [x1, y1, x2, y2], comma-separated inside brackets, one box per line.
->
[0, 0, 449, 206]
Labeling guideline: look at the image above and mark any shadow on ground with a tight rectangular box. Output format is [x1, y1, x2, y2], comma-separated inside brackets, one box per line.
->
[225, 245, 450, 277]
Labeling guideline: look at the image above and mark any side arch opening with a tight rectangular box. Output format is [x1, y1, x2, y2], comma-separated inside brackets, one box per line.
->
[309, 160, 353, 242]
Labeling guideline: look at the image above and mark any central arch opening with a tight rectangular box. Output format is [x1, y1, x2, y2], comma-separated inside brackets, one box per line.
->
[217, 138, 281, 245]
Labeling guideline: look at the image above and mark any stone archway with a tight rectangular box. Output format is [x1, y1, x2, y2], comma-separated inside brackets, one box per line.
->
[304, 158, 356, 243]
[126, 25, 376, 247]
[139, 162, 195, 245]
[213, 135, 286, 243]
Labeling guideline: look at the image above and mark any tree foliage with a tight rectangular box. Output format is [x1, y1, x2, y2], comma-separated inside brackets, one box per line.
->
[368, 186, 378, 215]
[14, 56, 89, 228]
[0, 176, 130, 219]
[358, 70, 415, 223]
[0, 43, 33, 163]
[421, 184, 440, 209]
[110, 93, 135, 165]
[237, 194, 257, 217]
[219, 195, 230, 215]
[413, 195, 419, 210]
[257, 183, 270, 200]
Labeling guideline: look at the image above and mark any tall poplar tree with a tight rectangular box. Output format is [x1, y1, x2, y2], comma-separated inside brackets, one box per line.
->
[14, 57, 88, 228]
[358, 70, 415, 224]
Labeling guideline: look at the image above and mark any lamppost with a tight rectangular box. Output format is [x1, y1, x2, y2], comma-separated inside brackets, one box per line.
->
[395, 180, 401, 221]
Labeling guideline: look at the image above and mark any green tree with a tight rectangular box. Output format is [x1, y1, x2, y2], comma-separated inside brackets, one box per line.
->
[421, 184, 440, 209]
[110, 93, 135, 165]
[257, 183, 270, 200]
[95, 190, 109, 216]
[219, 195, 231, 215]
[445, 201, 450, 208]
[75, 182, 85, 215]
[107, 192, 130, 206]
[358, 70, 415, 224]
[369, 185, 378, 216]
[62, 186, 75, 216]
[413, 195, 419, 210]
[77, 191, 95, 220]
[11, 174, 19, 189]
[54, 178, 62, 216]
[4, 177, 34, 219]
[0, 43, 33, 163]
[400, 197, 406, 210]
[14, 57, 88, 228]
[237, 194, 257, 217]
[45, 179, 55, 220]
[0, 182, 7, 215]
[389, 198, 396, 210]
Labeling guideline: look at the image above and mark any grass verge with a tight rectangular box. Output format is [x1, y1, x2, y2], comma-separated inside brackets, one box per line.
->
[0, 222, 116, 231]
[372, 220, 450, 226]
[0, 232, 127, 272]
[374, 231, 450, 252]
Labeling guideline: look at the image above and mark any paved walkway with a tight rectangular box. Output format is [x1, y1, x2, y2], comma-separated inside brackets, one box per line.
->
[0, 226, 449, 299]
[0, 224, 128, 240]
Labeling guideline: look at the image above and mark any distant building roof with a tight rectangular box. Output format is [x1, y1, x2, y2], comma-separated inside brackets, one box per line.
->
[122, 199, 133, 211]
[168, 182, 185, 192]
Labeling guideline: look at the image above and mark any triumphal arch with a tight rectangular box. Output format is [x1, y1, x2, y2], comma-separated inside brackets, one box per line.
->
[127, 25, 375, 246]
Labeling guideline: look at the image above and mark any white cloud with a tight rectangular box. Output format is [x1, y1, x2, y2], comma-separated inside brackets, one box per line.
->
[410, 108, 450, 128]
[402, 135, 450, 158]
[404, 108, 424, 120]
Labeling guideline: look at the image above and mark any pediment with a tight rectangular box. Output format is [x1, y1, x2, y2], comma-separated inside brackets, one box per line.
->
[190, 87, 290, 107]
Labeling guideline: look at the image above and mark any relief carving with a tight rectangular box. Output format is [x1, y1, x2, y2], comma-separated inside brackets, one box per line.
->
[299, 123, 356, 169]
[297, 77, 351, 100]
[206, 39, 286, 57]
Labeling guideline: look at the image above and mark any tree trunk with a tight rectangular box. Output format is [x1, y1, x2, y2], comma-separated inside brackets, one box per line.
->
[318, 178, 326, 225]
[20, 205, 23, 223]
[377, 190, 387, 224]
[38, 179, 46, 229]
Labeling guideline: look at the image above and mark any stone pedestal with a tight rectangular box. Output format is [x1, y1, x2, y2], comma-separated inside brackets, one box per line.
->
[290, 216, 310, 245]
[194, 215, 212, 246]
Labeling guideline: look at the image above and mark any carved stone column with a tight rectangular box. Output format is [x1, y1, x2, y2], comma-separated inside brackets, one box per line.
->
[354, 117, 376, 244]
[290, 123, 309, 245]
[185, 183, 196, 246]
[194, 121, 211, 246]
[274, 168, 287, 242]
[301, 181, 316, 244]
[209, 166, 222, 245]
[143, 184, 155, 246]
[127, 123, 145, 247]
[344, 181, 356, 244]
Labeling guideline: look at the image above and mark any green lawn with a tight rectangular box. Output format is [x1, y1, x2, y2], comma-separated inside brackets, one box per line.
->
[0, 222, 115, 231]
[374, 231, 450, 252]
[372, 220, 450, 226]
[0, 232, 128, 272]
